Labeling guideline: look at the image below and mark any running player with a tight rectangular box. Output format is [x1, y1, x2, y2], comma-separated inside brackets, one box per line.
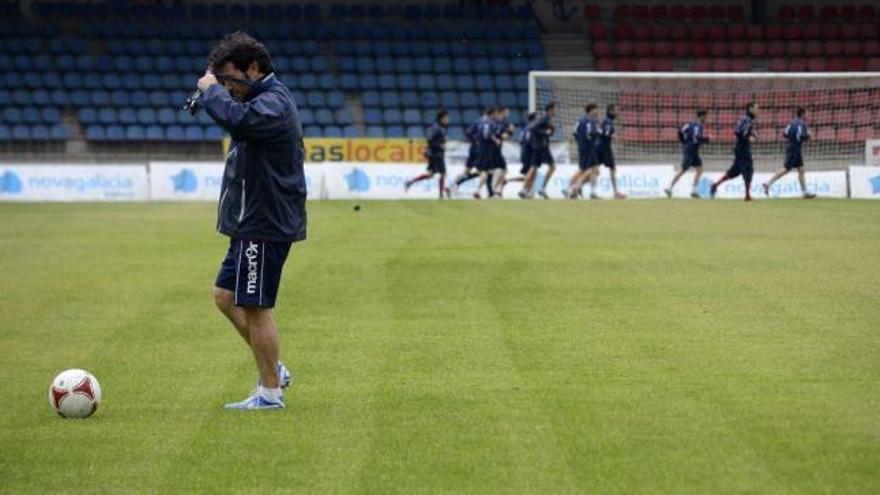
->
[491, 106, 514, 197]
[404, 109, 451, 199]
[762, 107, 816, 199]
[711, 102, 758, 201]
[566, 103, 601, 199]
[452, 107, 492, 193]
[665, 109, 710, 198]
[521, 102, 557, 199]
[591, 104, 625, 199]
[502, 112, 536, 197]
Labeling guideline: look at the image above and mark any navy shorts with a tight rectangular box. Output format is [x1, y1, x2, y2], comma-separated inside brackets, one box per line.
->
[491, 146, 507, 170]
[427, 155, 446, 174]
[599, 146, 615, 169]
[531, 146, 554, 168]
[681, 153, 703, 170]
[465, 144, 480, 169]
[476, 143, 492, 171]
[216, 238, 292, 308]
[579, 148, 598, 171]
[726, 151, 754, 183]
[784, 151, 804, 170]
[520, 145, 533, 174]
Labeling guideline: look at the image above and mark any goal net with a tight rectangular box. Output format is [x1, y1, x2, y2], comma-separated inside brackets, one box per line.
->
[529, 71, 880, 170]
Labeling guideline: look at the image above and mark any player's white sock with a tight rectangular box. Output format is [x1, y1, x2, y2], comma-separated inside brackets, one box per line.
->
[259, 385, 282, 402]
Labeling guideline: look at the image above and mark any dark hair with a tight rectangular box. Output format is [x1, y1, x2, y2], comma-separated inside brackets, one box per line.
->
[747, 101, 758, 111]
[795, 106, 806, 117]
[696, 108, 708, 117]
[497, 105, 508, 112]
[208, 31, 274, 75]
[483, 106, 495, 115]
[585, 103, 598, 113]
[436, 109, 449, 122]
[606, 104, 617, 113]
[527, 112, 537, 121]
[545, 102, 556, 111]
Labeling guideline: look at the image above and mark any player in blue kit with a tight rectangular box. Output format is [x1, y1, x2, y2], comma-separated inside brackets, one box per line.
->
[452, 107, 493, 194]
[762, 107, 816, 199]
[590, 104, 626, 199]
[566, 103, 601, 199]
[198, 32, 305, 410]
[711, 102, 758, 201]
[665, 109, 710, 198]
[521, 102, 557, 199]
[500, 112, 536, 197]
[405, 110, 451, 199]
[475, 106, 511, 199]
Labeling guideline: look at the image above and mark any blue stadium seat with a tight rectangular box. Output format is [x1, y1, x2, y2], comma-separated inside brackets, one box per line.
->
[117, 108, 137, 125]
[406, 125, 424, 139]
[306, 90, 326, 108]
[98, 108, 117, 125]
[299, 109, 315, 126]
[460, 92, 478, 107]
[366, 126, 384, 138]
[397, 74, 416, 91]
[145, 125, 163, 141]
[414, 57, 433, 74]
[130, 91, 149, 107]
[415, 75, 436, 91]
[318, 74, 336, 90]
[342, 125, 360, 138]
[455, 75, 475, 90]
[10, 125, 28, 141]
[124, 125, 145, 140]
[0, 125, 11, 140]
[185, 126, 205, 141]
[32, 90, 50, 106]
[419, 93, 439, 109]
[386, 125, 404, 137]
[398, 92, 416, 108]
[383, 109, 402, 124]
[403, 109, 421, 125]
[323, 125, 343, 137]
[91, 90, 110, 106]
[364, 108, 382, 125]
[137, 108, 157, 125]
[41, 107, 60, 125]
[205, 126, 224, 141]
[166, 125, 185, 141]
[362, 91, 380, 107]
[356, 58, 375, 73]
[85, 125, 104, 140]
[440, 91, 460, 108]
[157, 108, 176, 125]
[78, 108, 97, 125]
[478, 92, 498, 107]
[30, 125, 50, 140]
[303, 125, 322, 138]
[299, 74, 317, 90]
[150, 91, 170, 107]
[435, 75, 455, 91]
[447, 110, 463, 126]
[50, 124, 69, 141]
[335, 109, 353, 126]
[378, 90, 400, 108]
[105, 125, 125, 141]
[315, 109, 333, 125]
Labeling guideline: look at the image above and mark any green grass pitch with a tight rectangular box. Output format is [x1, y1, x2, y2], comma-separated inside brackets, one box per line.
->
[0, 200, 878, 494]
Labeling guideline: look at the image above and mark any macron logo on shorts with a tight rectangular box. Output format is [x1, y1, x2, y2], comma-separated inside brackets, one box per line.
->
[245, 241, 260, 295]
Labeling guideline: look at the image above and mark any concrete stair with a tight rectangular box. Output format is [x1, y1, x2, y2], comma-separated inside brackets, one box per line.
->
[541, 33, 594, 71]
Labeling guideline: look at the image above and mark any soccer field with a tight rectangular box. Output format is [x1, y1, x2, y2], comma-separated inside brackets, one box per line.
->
[1, 200, 878, 494]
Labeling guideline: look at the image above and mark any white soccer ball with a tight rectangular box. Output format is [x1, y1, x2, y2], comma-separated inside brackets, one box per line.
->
[49, 369, 102, 419]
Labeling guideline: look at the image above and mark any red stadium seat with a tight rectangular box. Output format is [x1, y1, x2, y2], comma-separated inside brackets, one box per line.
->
[707, 5, 725, 19]
[820, 6, 839, 20]
[634, 42, 652, 57]
[768, 58, 788, 72]
[826, 58, 845, 71]
[691, 25, 709, 41]
[829, 93, 850, 107]
[785, 41, 804, 57]
[710, 43, 729, 57]
[589, 22, 608, 39]
[651, 25, 671, 40]
[708, 25, 725, 41]
[653, 58, 674, 72]
[634, 58, 652, 71]
[728, 5, 745, 20]
[619, 93, 639, 108]
[843, 41, 861, 56]
[670, 25, 688, 40]
[613, 4, 629, 19]
[777, 6, 795, 20]
[746, 25, 764, 39]
[820, 24, 840, 40]
[840, 24, 860, 40]
[859, 24, 879, 39]
[650, 4, 668, 19]
[844, 57, 865, 71]
[633, 25, 652, 40]
[865, 41, 880, 56]
[727, 25, 745, 40]
[631, 4, 649, 19]
[807, 58, 827, 71]
[840, 5, 858, 20]
[595, 58, 614, 71]
[804, 41, 822, 57]
[669, 5, 687, 19]
[654, 42, 673, 57]
[787, 57, 808, 71]
[767, 41, 785, 57]
[687, 5, 707, 19]
[837, 127, 856, 143]
[868, 57, 880, 71]
[672, 42, 690, 58]
[825, 41, 843, 56]
[593, 41, 612, 58]
[692, 43, 710, 57]
[617, 41, 634, 57]
[730, 41, 748, 57]
[765, 24, 784, 40]
[616, 23, 634, 40]
[801, 24, 821, 39]
[815, 126, 836, 141]
[617, 58, 635, 71]
[855, 126, 873, 141]
[748, 41, 767, 57]
[796, 5, 815, 20]
[730, 58, 750, 72]
[783, 25, 802, 40]
[693, 58, 712, 72]
[619, 127, 639, 142]
[858, 5, 876, 19]
[583, 5, 601, 20]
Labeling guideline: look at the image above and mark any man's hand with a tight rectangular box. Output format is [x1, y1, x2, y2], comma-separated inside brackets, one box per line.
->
[197, 71, 218, 92]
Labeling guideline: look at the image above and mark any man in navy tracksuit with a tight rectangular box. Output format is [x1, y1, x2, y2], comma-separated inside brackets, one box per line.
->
[762, 107, 816, 199]
[198, 32, 306, 410]
[452, 107, 493, 193]
[711, 102, 758, 201]
[567, 103, 601, 199]
[665, 109, 710, 198]
[521, 102, 557, 199]
[404, 109, 450, 199]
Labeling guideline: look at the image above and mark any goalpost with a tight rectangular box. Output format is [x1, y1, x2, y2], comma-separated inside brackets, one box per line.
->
[528, 71, 880, 170]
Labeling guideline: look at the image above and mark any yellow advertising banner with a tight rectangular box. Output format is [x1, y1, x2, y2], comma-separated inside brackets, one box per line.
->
[222, 137, 427, 163]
